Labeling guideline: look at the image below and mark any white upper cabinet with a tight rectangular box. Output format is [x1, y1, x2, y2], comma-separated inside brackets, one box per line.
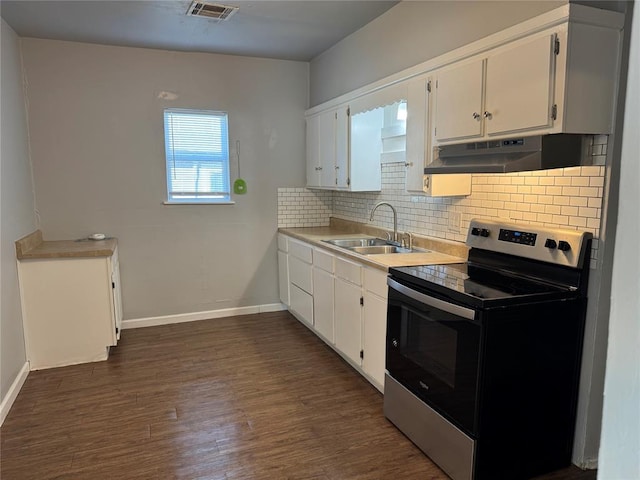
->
[433, 34, 557, 144]
[433, 59, 485, 143]
[433, 15, 622, 146]
[484, 34, 556, 136]
[405, 75, 471, 196]
[306, 108, 342, 188]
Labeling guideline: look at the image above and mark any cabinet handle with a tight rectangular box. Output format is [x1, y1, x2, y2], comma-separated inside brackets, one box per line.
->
[315, 166, 322, 171]
[335, 165, 340, 170]
[472, 112, 481, 120]
[405, 162, 413, 167]
[483, 111, 492, 119]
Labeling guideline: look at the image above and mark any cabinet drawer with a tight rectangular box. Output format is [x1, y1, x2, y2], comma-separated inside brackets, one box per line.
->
[364, 268, 388, 298]
[335, 257, 362, 286]
[290, 284, 313, 327]
[289, 239, 313, 263]
[289, 256, 313, 294]
[314, 248, 334, 273]
[277, 234, 288, 253]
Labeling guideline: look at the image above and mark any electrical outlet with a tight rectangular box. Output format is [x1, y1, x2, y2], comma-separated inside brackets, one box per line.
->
[448, 212, 461, 233]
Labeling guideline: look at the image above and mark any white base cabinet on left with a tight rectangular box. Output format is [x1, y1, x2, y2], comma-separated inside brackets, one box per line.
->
[279, 234, 388, 392]
[18, 249, 122, 370]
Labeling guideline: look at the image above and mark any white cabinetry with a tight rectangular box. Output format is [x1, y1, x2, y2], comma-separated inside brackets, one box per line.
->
[306, 106, 349, 189]
[18, 248, 122, 370]
[405, 76, 471, 196]
[278, 234, 388, 392]
[312, 248, 335, 343]
[433, 21, 621, 145]
[362, 268, 388, 390]
[334, 257, 363, 367]
[277, 234, 289, 306]
[288, 238, 314, 327]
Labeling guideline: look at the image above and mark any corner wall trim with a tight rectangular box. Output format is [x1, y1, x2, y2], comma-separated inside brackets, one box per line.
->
[121, 303, 288, 330]
[1, 361, 30, 426]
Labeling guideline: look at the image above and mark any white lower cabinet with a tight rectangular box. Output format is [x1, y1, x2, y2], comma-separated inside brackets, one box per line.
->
[290, 284, 313, 328]
[288, 238, 314, 326]
[18, 248, 122, 370]
[362, 268, 389, 390]
[277, 234, 289, 306]
[313, 248, 335, 343]
[335, 276, 364, 367]
[279, 234, 389, 392]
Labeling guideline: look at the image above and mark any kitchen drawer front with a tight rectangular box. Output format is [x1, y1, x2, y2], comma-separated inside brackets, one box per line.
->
[289, 256, 313, 294]
[277, 234, 289, 253]
[314, 248, 334, 273]
[290, 284, 313, 327]
[289, 239, 313, 263]
[364, 267, 388, 298]
[335, 257, 362, 286]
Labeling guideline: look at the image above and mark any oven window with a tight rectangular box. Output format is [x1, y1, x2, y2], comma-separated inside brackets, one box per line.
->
[402, 309, 457, 388]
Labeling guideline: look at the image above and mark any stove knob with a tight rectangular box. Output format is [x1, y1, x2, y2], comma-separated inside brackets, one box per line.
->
[545, 239, 558, 249]
[471, 227, 481, 236]
[480, 228, 490, 238]
[558, 240, 571, 252]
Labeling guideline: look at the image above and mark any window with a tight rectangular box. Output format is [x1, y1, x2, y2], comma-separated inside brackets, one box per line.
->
[163, 109, 231, 203]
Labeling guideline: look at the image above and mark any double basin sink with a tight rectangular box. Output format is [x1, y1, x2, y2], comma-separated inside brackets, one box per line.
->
[322, 237, 426, 256]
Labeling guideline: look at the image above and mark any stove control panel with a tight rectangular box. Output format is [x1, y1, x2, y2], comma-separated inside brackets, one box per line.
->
[467, 218, 592, 268]
[498, 229, 537, 246]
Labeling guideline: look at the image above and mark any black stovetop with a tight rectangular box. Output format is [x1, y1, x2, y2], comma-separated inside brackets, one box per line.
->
[389, 262, 577, 309]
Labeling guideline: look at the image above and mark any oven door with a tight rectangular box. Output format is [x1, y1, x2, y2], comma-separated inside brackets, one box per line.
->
[386, 277, 481, 436]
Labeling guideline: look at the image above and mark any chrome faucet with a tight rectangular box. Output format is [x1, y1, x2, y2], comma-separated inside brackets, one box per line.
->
[369, 202, 399, 244]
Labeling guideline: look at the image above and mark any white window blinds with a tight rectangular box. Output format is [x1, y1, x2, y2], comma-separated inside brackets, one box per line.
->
[163, 109, 230, 203]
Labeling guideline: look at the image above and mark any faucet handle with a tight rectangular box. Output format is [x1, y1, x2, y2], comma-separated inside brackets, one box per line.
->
[402, 232, 413, 249]
[385, 231, 393, 241]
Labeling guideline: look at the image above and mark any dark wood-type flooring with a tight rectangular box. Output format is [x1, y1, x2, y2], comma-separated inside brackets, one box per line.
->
[1, 311, 597, 479]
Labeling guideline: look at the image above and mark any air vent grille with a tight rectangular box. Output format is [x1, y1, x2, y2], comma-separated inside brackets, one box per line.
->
[187, 1, 238, 21]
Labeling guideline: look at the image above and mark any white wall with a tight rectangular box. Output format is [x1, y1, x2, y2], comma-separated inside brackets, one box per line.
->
[598, 2, 640, 478]
[310, 0, 564, 105]
[0, 20, 36, 400]
[19, 39, 308, 320]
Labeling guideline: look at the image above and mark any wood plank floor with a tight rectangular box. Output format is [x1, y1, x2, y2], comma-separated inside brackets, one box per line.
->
[1, 311, 597, 479]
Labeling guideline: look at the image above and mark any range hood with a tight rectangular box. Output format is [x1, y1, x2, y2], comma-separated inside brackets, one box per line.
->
[425, 134, 585, 174]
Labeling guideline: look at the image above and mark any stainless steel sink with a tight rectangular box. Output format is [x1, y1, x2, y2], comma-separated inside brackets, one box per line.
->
[323, 237, 389, 248]
[348, 245, 413, 255]
[322, 237, 429, 255]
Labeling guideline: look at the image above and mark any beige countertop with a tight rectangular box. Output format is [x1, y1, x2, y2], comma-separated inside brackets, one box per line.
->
[16, 230, 118, 260]
[279, 219, 468, 271]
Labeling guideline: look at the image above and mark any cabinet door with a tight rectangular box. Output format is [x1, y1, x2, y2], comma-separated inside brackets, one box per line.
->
[335, 105, 350, 188]
[434, 59, 484, 142]
[334, 277, 362, 366]
[306, 114, 321, 187]
[318, 109, 337, 188]
[405, 76, 429, 192]
[313, 267, 335, 343]
[485, 34, 556, 136]
[110, 256, 123, 342]
[290, 284, 314, 327]
[362, 291, 387, 390]
[278, 251, 289, 306]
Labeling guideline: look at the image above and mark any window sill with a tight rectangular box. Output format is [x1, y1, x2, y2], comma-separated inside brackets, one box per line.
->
[163, 201, 236, 205]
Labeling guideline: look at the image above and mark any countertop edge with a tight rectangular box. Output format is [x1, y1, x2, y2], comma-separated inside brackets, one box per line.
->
[278, 227, 467, 271]
[16, 231, 118, 260]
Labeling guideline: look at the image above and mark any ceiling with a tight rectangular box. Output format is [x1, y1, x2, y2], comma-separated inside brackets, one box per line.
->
[0, 0, 399, 61]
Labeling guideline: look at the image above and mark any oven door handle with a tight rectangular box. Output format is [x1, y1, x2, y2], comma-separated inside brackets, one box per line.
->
[387, 277, 476, 321]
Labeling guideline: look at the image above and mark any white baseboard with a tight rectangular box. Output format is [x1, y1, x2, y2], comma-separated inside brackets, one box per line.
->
[122, 303, 287, 329]
[1, 361, 30, 426]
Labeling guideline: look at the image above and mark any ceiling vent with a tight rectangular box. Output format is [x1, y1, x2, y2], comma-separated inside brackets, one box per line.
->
[187, 1, 239, 21]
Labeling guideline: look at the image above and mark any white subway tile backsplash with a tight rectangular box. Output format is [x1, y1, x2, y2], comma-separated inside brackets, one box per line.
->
[279, 137, 606, 267]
